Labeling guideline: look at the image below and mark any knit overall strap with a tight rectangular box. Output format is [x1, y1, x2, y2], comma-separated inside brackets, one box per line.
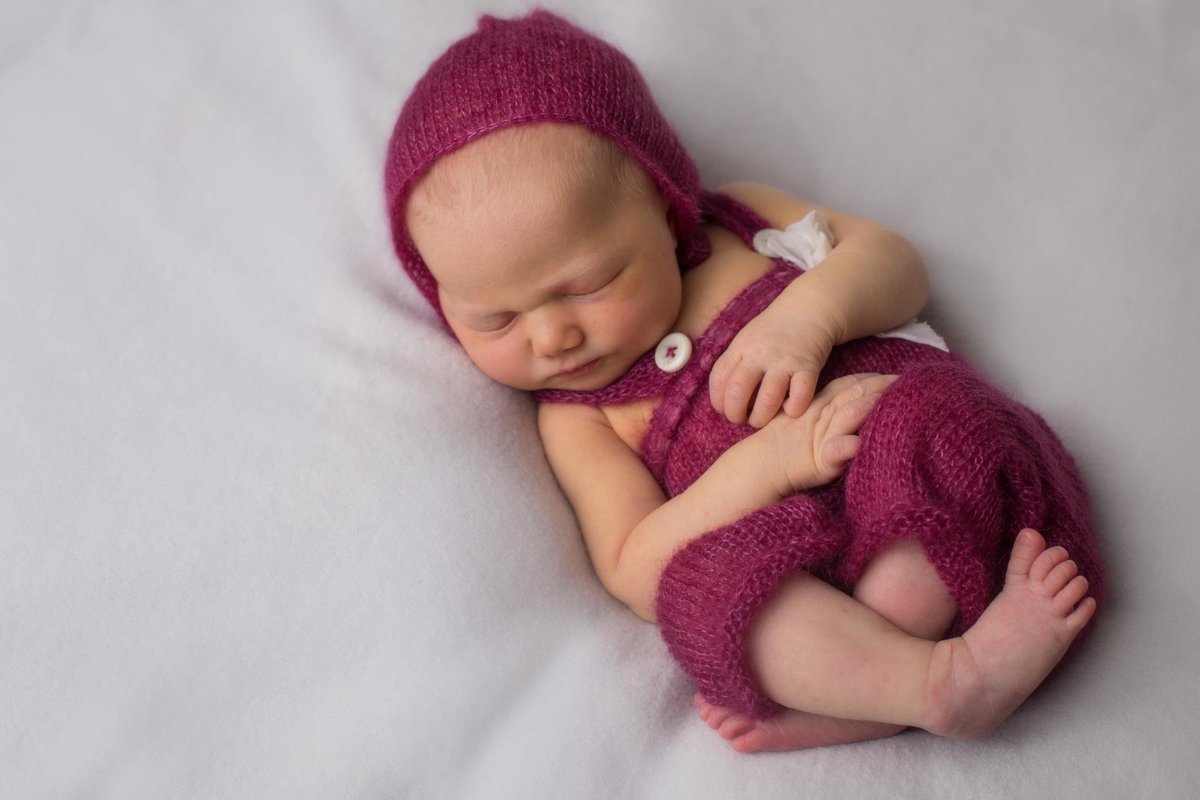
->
[700, 190, 774, 249]
[638, 191, 797, 478]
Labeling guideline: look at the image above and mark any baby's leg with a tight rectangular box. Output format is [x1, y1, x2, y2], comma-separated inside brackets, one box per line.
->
[743, 529, 1094, 738]
[699, 539, 956, 751]
[851, 538, 957, 638]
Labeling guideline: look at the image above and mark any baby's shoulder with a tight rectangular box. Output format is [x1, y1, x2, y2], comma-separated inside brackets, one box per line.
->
[538, 395, 655, 455]
[537, 399, 607, 435]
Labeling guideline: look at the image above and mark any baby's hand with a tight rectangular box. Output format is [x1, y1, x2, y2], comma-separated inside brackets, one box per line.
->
[709, 307, 839, 429]
[760, 373, 898, 495]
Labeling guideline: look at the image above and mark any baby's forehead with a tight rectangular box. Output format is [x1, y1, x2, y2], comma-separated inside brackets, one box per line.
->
[410, 123, 638, 215]
[449, 123, 597, 167]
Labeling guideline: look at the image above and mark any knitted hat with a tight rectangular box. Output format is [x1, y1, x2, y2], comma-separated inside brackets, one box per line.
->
[383, 10, 708, 320]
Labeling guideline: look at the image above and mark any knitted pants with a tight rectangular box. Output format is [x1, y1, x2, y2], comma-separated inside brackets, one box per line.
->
[654, 362, 1104, 719]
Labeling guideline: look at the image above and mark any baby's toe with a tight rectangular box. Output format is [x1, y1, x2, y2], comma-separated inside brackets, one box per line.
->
[1067, 596, 1098, 630]
[1041, 558, 1078, 595]
[718, 714, 756, 741]
[706, 705, 737, 730]
[731, 728, 770, 753]
[1028, 544, 1070, 582]
[1006, 528, 1047, 579]
[1054, 575, 1090, 616]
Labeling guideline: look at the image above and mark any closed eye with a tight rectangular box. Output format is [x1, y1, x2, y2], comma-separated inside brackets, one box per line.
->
[474, 312, 516, 332]
[565, 267, 622, 298]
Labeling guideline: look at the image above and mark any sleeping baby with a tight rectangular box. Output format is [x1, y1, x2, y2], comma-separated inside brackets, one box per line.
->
[383, 11, 1105, 752]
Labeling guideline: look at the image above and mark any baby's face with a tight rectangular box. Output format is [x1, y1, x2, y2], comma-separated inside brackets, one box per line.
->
[406, 125, 682, 392]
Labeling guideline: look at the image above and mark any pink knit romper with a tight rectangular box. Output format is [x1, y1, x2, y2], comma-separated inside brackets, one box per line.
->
[538, 191, 1107, 718]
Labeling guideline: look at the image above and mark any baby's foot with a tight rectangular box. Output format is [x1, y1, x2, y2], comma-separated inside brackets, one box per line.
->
[693, 694, 905, 752]
[923, 528, 1096, 739]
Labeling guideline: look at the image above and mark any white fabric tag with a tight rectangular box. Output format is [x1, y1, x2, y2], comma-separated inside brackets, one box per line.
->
[874, 319, 949, 351]
[752, 210, 834, 270]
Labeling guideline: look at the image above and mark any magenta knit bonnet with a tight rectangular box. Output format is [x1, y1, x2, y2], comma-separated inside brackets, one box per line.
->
[383, 10, 708, 321]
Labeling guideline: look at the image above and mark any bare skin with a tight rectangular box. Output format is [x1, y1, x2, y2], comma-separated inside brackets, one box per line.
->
[695, 529, 1095, 751]
[924, 529, 1095, 739]
[695, 696, 907, 752]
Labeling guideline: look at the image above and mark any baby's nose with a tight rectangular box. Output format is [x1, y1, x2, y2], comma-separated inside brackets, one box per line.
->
[530, 308, 583, 357]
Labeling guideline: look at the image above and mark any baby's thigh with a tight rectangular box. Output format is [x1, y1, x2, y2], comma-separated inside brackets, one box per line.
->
[852, 539, 956, 639]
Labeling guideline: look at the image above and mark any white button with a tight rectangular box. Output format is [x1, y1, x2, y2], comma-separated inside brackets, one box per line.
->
[654, 332, 692, 373]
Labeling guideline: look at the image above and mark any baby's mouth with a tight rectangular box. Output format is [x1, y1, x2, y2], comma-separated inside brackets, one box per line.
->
[554, 358, 601, 379]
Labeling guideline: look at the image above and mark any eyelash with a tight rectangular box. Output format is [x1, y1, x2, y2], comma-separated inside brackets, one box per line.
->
[566, 268, 621, 298]
[479, 314, 516, 333]
[476, 267, 622, 332]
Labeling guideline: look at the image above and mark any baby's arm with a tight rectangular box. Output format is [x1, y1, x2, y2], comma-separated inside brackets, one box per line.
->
[709, 182, 929, 428]
[538, 401, 779, 622]
[538, 374, 893, 622]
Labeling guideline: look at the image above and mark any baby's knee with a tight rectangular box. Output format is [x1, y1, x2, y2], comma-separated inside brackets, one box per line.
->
[852, 540, 957, 639]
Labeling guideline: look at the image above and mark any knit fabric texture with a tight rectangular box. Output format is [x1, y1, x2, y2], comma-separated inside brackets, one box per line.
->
[543, 193, 1107, 718]
[383, 10, 709, 324]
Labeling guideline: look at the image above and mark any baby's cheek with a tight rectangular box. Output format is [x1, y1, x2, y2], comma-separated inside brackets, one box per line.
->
[462, 339, 524, 388]
[613, 298, 667, 348]
[646, 287, 681, 336]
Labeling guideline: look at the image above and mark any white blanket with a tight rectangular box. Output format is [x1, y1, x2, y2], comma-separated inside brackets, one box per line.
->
[4, 1, 1199, 797]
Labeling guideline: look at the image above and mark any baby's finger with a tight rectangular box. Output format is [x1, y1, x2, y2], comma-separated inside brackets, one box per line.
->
[827, 393, 884, 437]
[813, 373, 879, 403]
[723, 363, 764, 426]
[825, 374, 898, 412]
[782, 372, 818, 418]
[866, 374, 900, 393]
[708, 352, 741, 418]
[748, 371, 790, 429]
[821, 434, 860, 472]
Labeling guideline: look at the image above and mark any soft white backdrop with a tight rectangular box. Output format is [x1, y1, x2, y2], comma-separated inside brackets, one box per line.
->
[2, 1, 1198, 797]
